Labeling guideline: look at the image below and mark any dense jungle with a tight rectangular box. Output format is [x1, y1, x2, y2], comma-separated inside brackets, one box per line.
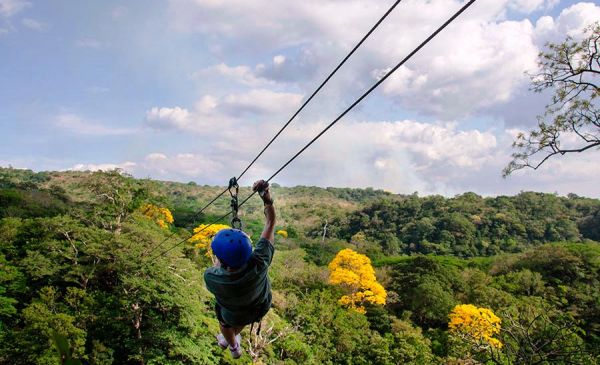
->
[0, 167, 599, 364]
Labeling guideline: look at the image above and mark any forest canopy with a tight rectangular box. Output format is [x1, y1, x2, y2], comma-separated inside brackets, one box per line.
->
[0, 168, 599, 364]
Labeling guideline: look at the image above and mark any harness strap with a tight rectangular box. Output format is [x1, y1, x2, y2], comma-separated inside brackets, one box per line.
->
[256, 319, 262, 337]
[250, 317, 263, 337]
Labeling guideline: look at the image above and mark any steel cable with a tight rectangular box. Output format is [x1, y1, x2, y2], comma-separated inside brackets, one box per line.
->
[141, 0, 404, 260]
[147, 0, 478, 264]
[235, 0, 404, 182]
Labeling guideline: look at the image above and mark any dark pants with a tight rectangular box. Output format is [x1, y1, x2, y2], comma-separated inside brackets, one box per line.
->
[215, 303, 233, 328]
[215, 302, 270, 328]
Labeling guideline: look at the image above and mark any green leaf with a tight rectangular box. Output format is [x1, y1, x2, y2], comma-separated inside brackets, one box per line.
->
[50, 330, 72, 358]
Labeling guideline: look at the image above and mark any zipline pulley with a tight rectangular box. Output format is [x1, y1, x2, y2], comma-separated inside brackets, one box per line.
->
[228, 177, 242, 230]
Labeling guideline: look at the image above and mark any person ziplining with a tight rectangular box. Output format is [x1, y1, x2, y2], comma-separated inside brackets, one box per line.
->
[204, 180, 275, 359]
[144, 0, 477, 265]
[141, 1, 479, 359]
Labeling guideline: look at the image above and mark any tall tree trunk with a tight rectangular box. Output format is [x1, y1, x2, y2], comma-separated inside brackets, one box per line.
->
[132, 302, 144, 365]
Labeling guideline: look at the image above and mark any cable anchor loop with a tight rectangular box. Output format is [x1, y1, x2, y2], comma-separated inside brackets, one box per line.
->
[228, 177, 242, 230]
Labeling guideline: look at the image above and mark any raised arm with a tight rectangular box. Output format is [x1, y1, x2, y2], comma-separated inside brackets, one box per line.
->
[253, 180, 275, 242]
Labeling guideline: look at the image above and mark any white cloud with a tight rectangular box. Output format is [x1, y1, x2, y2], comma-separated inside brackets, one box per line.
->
[508, 0, 558, 14]
[222, 89, 303, 116]
[166, 1, 600, 124]
[142, 116, 500, 194]
[66, 110, 600, 197]
[194, 63, 272, 87]
[375, 16, 539, 119]
[145, 107, 192, 130]
[482, 2, 600, 128]
[168, 0, 323, 47]
[534, 2, 600, 43]
[194, 51, 319, 86]
[55, 113, 134, 136]
[129, 115, 600, 196]
[69, 161, 137, 173]
[140, 152, 224, 178]
[145, 89, 303, 132]
[137, 0, 600, 197]
[68, 153, 226, 183]
[383, 121, 497, 168]
[492, 130, 600, 196]
[145, 153, 168, 161]
[0, 0, 30, 17]
[255, 119, 499, 194]
[255, 49, 318, 83]
[3, 0, 599, 198]
[0, 0, 29, 35]
[273, 55, 286, 65]
[195, 95, 218, 113]
[167, 0, 548, 119]
[264, 119, 599, 196]
[145, 103, 236, 134]
[22, 18, 47, 31]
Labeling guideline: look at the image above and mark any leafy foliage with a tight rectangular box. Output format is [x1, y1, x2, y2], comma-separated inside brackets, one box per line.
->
[324, 192, 600, 257]
[0, 168, 599, 364]
[505, 23, 600, 175]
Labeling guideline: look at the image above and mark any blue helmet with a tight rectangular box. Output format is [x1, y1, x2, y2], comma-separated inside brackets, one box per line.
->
[211, 228, 253, 269]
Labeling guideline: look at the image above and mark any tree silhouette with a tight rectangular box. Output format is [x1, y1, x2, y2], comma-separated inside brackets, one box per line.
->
[505, 23, 600, 176]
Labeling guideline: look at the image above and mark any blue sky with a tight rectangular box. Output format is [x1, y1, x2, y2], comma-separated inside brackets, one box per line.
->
[1, 0, 599, 197]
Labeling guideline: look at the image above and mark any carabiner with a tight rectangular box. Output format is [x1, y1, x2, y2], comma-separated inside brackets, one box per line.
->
[228, 177, 239, 194]
[231, 217, 243, 230]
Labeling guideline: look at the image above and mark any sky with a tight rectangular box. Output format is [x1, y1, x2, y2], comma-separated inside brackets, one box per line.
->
[1, 0, 599, 197]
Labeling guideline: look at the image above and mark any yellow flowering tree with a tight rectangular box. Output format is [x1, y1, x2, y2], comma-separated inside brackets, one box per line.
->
[188, 223, 231, 257]
[139, 204, 174, 229]
[328, 248, 386, 314]
[449, 304, 502, 350]
[276, 230, 288, 238]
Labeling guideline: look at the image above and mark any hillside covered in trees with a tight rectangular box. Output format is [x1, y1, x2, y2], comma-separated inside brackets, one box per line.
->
[319, 191, 600, 258]
[1, 167, 599, 364]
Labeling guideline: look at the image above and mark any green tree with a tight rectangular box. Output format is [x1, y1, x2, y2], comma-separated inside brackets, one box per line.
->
[84, 170, 149, 233]
[500, 301, 593, 364]
[386, 318, 435, 365]
[0, 172, 221, 364]
[579, 209, 600, 241]
[286, 290, 389, 364]
[505, 23, 600, 175]
[390, 257, 461, 328]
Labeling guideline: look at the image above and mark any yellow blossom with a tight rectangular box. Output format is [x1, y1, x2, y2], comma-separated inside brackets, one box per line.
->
[188, 224, 231, 258]
[328, 248, 387, 313]
[449, 304, 502, 349]
[276, 230, 288, 238]
[139, 204, 174, 229]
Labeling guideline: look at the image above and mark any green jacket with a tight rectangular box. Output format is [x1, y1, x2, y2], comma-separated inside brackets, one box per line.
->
[204, 237, 274, 326]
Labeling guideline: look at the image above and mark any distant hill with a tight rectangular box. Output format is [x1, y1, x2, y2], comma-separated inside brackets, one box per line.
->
[0, 167, 393, 234]
[2, 167, 599, 255]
